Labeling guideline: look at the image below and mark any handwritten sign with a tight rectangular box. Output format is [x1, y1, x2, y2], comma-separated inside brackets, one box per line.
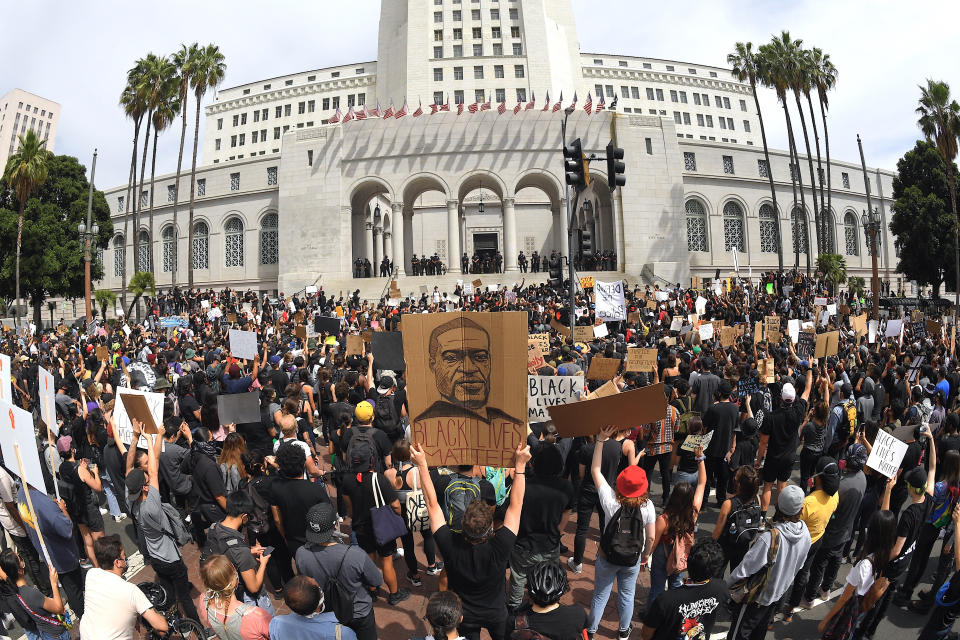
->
[595, 280, 626, 322]
[527, 343, 546, 371]
[680, 430, 714, 453]
[593, 323, 609, 339]
[814, 331, 840, 358]
[529, 333, 550, 354]
[38, 367, 56, 435]
[719, 326, 737, 348]
[114, 388, 164, 449]
[573, 326, 594, 343]
[579, 276, 595, 289]
[587, 356, 621, 380]
[758, 358, 775, 383]
[698, 323, 714, 341]
[764, 316, 781, 336]
[796, 331, 816, 359]
[0, 400, 47, 492]
[670, 316, 683, 332]
[626, 348, 657, 373]
[550, 318, 570, 338]
[528, 376, 584, 421]
[885, 319, 904, 339]
[866, 430, 909, 479]
[853, 314, 868, 337]
[229, 329, 258, 361]
[346, 334, 363, 356]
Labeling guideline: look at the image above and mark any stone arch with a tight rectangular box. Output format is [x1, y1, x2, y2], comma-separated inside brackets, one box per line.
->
[684, 197, 709, 253]
[400, 172, 451, 204]
[347, 176, 395, 210]
[513, 169, 562, 208]
[456, 169, 509, 203]
[683, 191, 714, 217]
[718, 194, 750, 218]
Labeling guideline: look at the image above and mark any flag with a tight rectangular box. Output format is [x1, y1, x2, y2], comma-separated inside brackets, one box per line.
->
[583, 92, 592, 114]
[513, 102, 522, 115]
[395, 100, 408, 118]
[412, 101, 423, 117]
[571, 92, 578, 107]
[383, 100, 395, 119]
[369, 101, 381, 118]
[468, 101, 479, 113]
[439, 97, 450, 112]
[552, 91, 563, 112]
[328, 108, 341, 124]
[543, 91, 551, 112]
[355, 107, 367, 120]
[457, 101, 464, 115]
[596, 94, 605, 112]
[429, 101, 438, 115]
[609, 95, 618, 111]
[480, 95, 492, 111]
[497, 101, 506, 115]
[342, 106, 355, 123]
[525, 91, 535, 110]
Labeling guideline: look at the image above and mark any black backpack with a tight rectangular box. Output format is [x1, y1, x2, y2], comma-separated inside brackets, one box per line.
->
[345, 427, 383, 473]
[724, 496, 763, 555]
[244, 478, 271, 536]
[321, 546, 356, 625]
[372, 397, 400, 440]
[599, 506, 646, 566]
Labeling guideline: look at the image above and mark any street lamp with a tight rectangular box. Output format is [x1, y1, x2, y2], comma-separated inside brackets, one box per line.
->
[860, 207, 881, 321]
[78, 220, 100, 323]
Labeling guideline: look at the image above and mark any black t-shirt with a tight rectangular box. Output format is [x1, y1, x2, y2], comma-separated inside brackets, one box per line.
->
[434, 524, 516, 621]
[191, 452, 226, 509]
[180, 394, 202, 429]
[759, 398, 807, 461]
[339, 426, 393, 467]
[266, 477, 331, 550]
[237, 418, 274, 456]
[890, 499, 933, 577]
[643, 579, 728, 640]
[894, 442, 923, 494]
[515, 603, 587, 640]
[516, 476, 573, 553]
[577, 438, 622, 489]
[702, 402, 738, 458]
[342, 471, 398, 535]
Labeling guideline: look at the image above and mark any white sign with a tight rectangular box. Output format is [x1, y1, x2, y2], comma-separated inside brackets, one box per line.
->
[463, 282, 474, 295]
[868, 320, 878, 344]
[885, 319, 904, 338]
[207, 307, 223, 320]
[814, 297, 828, 306]
[527, 376, 585, 421]
[681, 430, 714, 453]
[788, 319, 800, 344]
[695, 296, 707, 315]
[113, 388, 164, 449]
[731, 248, 740, 273]
[305, 285, 318, 295]
[670, 317, 684, 332]
[0, 400, 47, 493]
[699, 323, 714, 341]
[201, 300, 210, 309]
[38, 367, 56, 435]
[655, 291, 669, 302]
[593, 323, 609, 338]
[0, 355, 10, 405]
[866, 430, 909, 479]
[595, 280, 626, 322]
[826, 304, 837, 316]
[229, 329, 258, 361]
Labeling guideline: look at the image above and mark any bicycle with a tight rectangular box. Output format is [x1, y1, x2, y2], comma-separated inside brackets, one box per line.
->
[135, 582, 208, 639]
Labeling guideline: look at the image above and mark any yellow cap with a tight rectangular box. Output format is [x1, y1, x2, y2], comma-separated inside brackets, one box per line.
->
[355, 401, 374, 423]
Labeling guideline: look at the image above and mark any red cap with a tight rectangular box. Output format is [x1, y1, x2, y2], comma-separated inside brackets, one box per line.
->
[616, 466, 649, 498]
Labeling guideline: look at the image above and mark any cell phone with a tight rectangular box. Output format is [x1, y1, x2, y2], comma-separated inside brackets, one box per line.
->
[260, 546, 274, 557]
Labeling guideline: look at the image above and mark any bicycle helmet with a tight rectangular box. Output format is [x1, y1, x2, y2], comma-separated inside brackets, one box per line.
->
[138, 581, 171, 611]
[526, 561, 568, 606]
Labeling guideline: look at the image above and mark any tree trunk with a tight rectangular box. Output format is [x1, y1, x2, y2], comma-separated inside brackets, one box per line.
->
[14, 201, 24, 331]
[188, 93, 203, 290]
[949, 167, 959, 311]
[126, 294, 141, 320]
[753, 77, 782, 272]
[819, 91, 833, 253]
[806, 91, 826, 246]
[171, 92, 189, 290]
[794, 91, 822, 253]
[32, 296, 42, 337]
[135, 113, 153, 274]
[148, 127, 159, 276]
[123, 119, 141, 312]
[787, 113, 811, 276]
[781, 99, 801, 271]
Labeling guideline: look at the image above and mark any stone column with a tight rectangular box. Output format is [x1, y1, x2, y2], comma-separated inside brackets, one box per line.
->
[558, 198, 569, 259]
[447, 199, 461, 273]
[595, 208, 604, 253]
[364, 222, 374, 266]
[391, 202, 404, 275]
[502, 197, 518, 272]
[372, 227, 381, 271]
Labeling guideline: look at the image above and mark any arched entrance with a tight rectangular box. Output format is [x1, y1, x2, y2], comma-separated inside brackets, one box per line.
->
[456, 171, 510, 273]
[349, 177, 394, 278]
[401, 173, 452, 275]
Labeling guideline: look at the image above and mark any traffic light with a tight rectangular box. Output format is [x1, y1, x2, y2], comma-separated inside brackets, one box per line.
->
[548, 256, 563, 289]
[563, 138, 588, 191]
[606, 141, 625, 191]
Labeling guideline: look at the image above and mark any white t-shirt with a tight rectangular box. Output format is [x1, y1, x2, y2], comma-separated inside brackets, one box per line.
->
[0, 468, 27, 537]
[598, 481, 657, 529]
[273, 436, 311, 458]
[79, 568, 155, 640]
[845, 556, 876, 596]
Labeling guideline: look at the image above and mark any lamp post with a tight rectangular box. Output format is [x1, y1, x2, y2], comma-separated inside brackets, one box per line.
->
[80, 149, 98, 323]
[860, 207, 881, 320]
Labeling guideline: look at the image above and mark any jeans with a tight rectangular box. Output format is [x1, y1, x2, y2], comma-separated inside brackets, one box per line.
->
[572, 485, 602, 565]
[902, 523, 942, 596]
[460, 610, 506, 640]
[507, 546, 558, 610]
[25, 631, 70, 640]
[242, 589, 275, 615]
[647, 542, 683, 609]
[100, 470, 124, 518]
[727, 601, 776, 640]
[805, 537, 846, 601]
[11, 533, 49, 594]
[783, 537, 822, 610]
[799, 448, 820, 493]
[152, 557, 200, 623]
[58, 567, 84, 618]
[642, 452, 673, 502]
[587, 554, 643, 634]
[400, 527, 436, 576]
[674, 470, 698, 486]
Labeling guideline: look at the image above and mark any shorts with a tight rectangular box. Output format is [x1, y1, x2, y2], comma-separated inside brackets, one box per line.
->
[761, 457, 795, 484]
[78, 499, 105, 532]
[356, 529, 398, 557]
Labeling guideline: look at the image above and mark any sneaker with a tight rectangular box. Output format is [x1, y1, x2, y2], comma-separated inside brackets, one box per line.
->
[799, 598, 814, 610]
[408, 572, 422, 587]
[425, 563, 444, 576]
[909, 598, 933, 614]
[618, 625, 631, 639]
[388, 588, 411, 606]
[99, 507, 108, 515]
[567, 557, 583, 574]
[80, 559, 93, 569]
[113, 514, 127, 522]
[781, 612, 793, 624]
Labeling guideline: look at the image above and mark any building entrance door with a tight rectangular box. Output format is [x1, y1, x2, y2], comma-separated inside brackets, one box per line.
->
[473, 232, 498, 261]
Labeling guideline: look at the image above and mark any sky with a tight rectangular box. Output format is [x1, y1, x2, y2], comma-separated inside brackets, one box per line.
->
[2, 0, 959, 189]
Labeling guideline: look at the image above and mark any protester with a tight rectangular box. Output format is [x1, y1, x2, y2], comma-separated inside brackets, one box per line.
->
[512, 560, 587, 640]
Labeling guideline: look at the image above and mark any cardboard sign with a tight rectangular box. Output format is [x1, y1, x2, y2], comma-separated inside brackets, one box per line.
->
[406, 312, 527, 467]
[549, 383, 667, 438]
[529, 333, 550, 354]
[646, 299, 658, 311]
[758, 358, 775, 383]
[0, 355, 10, 405]
[866, 430, 909, 479]
[596, 280, 626, 322]
[587, 356, 621, 380]
[528, 376, 585, 421]
[550, 318, 570, 338]
[114, 388, 164, 448]
[119, 392, 160, 435]
[573, 326, 594, 343]
[229, 329, 258, 361]
[626, 348, 657, 373]
[853, 314, 868, 336]
[579, 276, 595, 289]
[796, 331, 816, 359]
[0, 400, 47, 492]
[628, 311, 641, 324]
[217, 391, 261, 426]
[294, 311, 305, 323]
[527, 343, 546, 371]
[371, 332, 406, 371]
[764, 316, 781, 335]
[471, 279, 482, 289]
[346, 334, 363, 356]
[927, 319, 943, 337]
[680, 430, 714, 453]
[766, 330, 781, 345]
[814, 331, 840, 358]
[38, 367, 56, 434]
[314, 316, 341, 336]
[698, 323, 714, 341]
[593, 323, 609, 339]
[227, 313, 238, 324]
[719, 326, 737, 348]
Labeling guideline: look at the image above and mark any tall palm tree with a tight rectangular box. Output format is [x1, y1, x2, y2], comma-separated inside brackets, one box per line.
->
[2, 130, 51, 331]
[119, 78, 148, 310]
[146, 57, 178, 275]
[132, 53, 167, 274]
[187, 44, 226, 289]
[811, 49, 838, 244]
[917, 80, 960, 307]
[170, 43, 200, 290]
[801, 49, 827, 247]
[729, 42, 782, 271]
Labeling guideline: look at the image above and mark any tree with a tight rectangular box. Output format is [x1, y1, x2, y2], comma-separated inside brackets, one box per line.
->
[2, 129, 52, 330]
[126, 270, 155, 321]
[119, 80, 147, 310]
[94, 288, 117, 321]
[847, 276, 866, 299]
[170, 43, 200, 289]
[131, 53, 169, 275]
[816, 253, 847, 294]
[46, 301, 55, 328]
[810, 48, 838, 243]
[917, 79, 960, 307]
[187, 44, 226, 289]
[890, 140, 957, 297]
[146, 56, 178, 275]
[729, 41, 782, 271]
[0, 155, 112, 331]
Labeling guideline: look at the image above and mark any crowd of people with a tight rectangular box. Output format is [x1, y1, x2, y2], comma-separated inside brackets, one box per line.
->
[0, 269, 955, 640]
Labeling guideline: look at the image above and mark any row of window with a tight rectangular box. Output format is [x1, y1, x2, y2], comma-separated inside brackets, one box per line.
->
[238, 69, 366, 95]
[113, 214, 279, 276]
[685, 199, 867, 257]
[431, 42, 523, 57]
[433, 24, 520, 39]
[683, 151, 855, 188]
[217, 94, 368, 130]
[589, 59, 721, 77]
[434, 63, 524, 81]
[116, 168, 277, 212]
[608, 85, 747, 112]
[12, 101, 54, 119]
[433, 7, 518, 21]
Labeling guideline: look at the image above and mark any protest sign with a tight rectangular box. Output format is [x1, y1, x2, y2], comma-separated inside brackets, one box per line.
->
[405, 312, 528, 467]
[573, 326, 594, 343]
[346, 334, 363, 356]
[114, 388, 164, 448]
[549, 383, 667, 438]
[0, 355, 9, 405]
[885, 319, 904, 338]
[305, 285, 318, 295]
[528, 376, 584, 421]
[119, 393, 160, 435]
[38, 367, 56, 434]
[587, 356, 621, 380]
[96, 346, 109, 362]
[528, 333, 550, 354]
[719, 326, 737, 348]
[229, 329, 258, 361]
[471, 279, 482, 289]
[866, 430, 909, 479]
[788, 319, 800, 343]
[579, 276, 595, 289]
[927, 319, 943, 337]
[593, 323, 609, 339]
[527, 343, 546, 371]
[159, 316, 189, 329]
[698, 323, 714, 341]
[695, 296, 707, 315]
[670, 316, 683, 332]
[626, 348, 657, 373]
[796, 331, 816, 359]
[868, 320, 878, 344]
[371, 332, 405, 371]
[764, 316, 781, 335]
[826, 304, 837, 316]
[595, 280, 626, 322]
[314, 316, 341, 336]
[628, 311, 641, 324]
[549, 318, 570, 338]
[646, 299, 658, 311]
[814, 296, 828, 306]
[217, 391, 261, 426]
[0, 401, 47, 493]
[814, 331, 840, 358]
[758, 358, 775, 383]
[680, 431, 714, 453]
[853, 314, 868, 337]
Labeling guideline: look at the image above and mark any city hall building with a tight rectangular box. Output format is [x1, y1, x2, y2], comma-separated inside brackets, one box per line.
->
[99, 0, 898, 297]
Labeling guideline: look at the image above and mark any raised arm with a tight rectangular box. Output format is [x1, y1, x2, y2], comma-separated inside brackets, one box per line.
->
[692, 445, 707, 512]
[592, 427, 617, 490]
[125, 419, 142, 474]
[502, 442, 531, 535]
[410, 443, 445, 533]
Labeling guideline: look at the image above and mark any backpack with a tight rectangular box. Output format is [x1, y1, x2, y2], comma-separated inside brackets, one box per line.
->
[599, 506, 646, 567]
[675, 396, 699, 437]
[723, 496, 763, 556]
[443, 475, 481, 533]
[730, 528, 780, 604]
[244, 478, 272, 536]
[512, 614, 554, 640]
[841, 400, 858, 440]
[404, 467, 430, 532]
[132, 498, 193, 551]
[220, 463, 242, 495]
[345, 428, 384, 473]
[322, 546, 357, 625]
[372, 396, 400, 439]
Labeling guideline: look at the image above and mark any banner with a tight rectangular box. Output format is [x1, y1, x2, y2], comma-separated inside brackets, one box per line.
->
[595, 280, 626, 322]
[528, 376, 584, 421]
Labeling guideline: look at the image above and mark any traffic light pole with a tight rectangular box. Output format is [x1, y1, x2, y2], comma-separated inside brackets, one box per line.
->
[561, 112, 578, 335]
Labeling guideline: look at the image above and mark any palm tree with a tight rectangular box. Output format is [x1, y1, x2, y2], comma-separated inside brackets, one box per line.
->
[729, 42, 782, 272]
[917, 79, 960, 307]
[816, 253, 847, 295]
[170, 43, 200, 289]
[800, 49, 826, 246]
[2, 130, 52, 331]
[119, 75, 148, 310]
[126, 270, 156, 321]
[847, 276, 866, 300]
[147, 61, 179, 276]
[809, 48, 838, 242]
[187, 44, 226, 289]
[132, 53, 168, 274]
[94, 289, 117, 322]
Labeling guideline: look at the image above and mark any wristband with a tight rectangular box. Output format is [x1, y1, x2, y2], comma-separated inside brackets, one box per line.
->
[515, 471, 525, 475]
[695, 455, 706, 462]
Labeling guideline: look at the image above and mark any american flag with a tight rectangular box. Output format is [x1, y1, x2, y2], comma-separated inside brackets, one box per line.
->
[571, 92, 578, 108]
[543, 91, 551, 111]
[456, 101, 464, 115]
[552, 91, 563, 112]
[412, 101, 423, 117]
[596, 94, 605, 112]
[513, 101, 522, 115]
[395, 101, 408, 118]
[369, 101, 381, 118]
[583, 92, 592, 114]
[429, 101, 438, 115]
[355, 107, 367, 120]
[439, 97, 450, 112]
[480, 96, 492, 111]
[383, 101, 395, 119]
[328, 108, 342, 124]
[525, 91, 535, 110]
[497, 101, 507, 115]
[342, 106, 355, 123]
[468, 102, 479, 113]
